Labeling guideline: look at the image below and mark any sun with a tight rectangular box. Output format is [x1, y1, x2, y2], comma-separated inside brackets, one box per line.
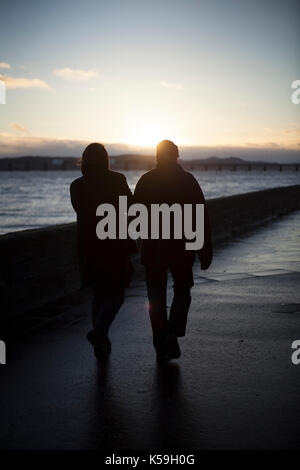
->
[122, 122, 175, 147]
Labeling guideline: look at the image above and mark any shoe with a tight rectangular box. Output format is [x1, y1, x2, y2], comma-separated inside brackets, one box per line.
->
[87, 330, 111, 359]
[87, 330, 97, 346]
[93, 337, 111, 359]
[156, 350, 169, 363]
[166, 335, 181, 359]
[154, 342, 169, 363]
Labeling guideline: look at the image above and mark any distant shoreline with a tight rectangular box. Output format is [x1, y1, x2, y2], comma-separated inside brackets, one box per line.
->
[0, 155, 299, 171]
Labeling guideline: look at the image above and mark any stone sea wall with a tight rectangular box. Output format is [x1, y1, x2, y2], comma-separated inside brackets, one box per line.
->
[0, 185, 299, 323]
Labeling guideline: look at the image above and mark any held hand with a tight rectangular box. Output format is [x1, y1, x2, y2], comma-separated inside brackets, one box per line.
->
[199, 251, 212, 270]
[200, 259, 212, 270]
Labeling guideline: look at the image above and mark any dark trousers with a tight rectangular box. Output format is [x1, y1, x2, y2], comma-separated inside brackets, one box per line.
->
[145, 265, 194, 349]
[91, 272, 125, 338]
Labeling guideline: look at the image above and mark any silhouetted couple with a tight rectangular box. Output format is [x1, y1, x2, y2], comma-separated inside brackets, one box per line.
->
[70, 140, 212, 361]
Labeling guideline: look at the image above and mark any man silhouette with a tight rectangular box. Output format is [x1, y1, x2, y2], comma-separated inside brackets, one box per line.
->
[70, 143, 136, 359]
[134, 140, 212, 360]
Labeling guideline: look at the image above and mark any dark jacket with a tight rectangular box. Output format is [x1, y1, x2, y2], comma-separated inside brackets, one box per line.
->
[133, 161, 212, 267]
[70, 170, 136, 286]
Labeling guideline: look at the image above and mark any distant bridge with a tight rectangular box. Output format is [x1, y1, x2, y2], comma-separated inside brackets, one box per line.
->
[181, 162, 299, 172]
[0, 157, 298, 172]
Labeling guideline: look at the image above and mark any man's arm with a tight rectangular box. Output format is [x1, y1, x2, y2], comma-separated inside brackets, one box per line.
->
[189, 175, 213, 270]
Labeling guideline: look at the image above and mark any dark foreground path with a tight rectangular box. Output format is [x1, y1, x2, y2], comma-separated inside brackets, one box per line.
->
[0, 212, 300, 450]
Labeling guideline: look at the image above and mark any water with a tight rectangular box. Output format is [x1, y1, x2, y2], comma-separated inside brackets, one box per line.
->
[0, 169, 299, 235]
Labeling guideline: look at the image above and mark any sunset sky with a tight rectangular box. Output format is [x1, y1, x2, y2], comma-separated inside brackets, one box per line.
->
[0, 0, 299, 160]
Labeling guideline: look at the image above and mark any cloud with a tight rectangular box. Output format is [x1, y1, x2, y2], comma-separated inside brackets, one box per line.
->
[0, 134, 299, 162]
[0, 134, 87, 157]
[53, 68, 99, 81]
[264, 142, 279, 148]
[9, 122, 30, 135]
[0, 134, 141, 158]
[0, 74, 52, 90]
[245, 142, 281, 148]
[284, 127, 300, 134]
[0, 62, 11, 69]
[160, 81, 183, 90]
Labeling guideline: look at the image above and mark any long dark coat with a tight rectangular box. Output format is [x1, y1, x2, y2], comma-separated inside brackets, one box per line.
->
[133, 161, 212, 267]
[70, 170, 136, 287]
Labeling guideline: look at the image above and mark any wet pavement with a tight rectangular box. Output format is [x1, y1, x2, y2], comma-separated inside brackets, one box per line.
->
[0, 211, 300, 450]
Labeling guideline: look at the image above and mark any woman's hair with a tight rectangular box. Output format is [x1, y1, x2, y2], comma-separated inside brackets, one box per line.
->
[80, 143, 109, 177]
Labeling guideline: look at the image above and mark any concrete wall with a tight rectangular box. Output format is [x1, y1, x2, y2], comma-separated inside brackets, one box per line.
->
[0, 223, 79, 323]
[208, 184, 300, 244]
[0, 185, 299, 323]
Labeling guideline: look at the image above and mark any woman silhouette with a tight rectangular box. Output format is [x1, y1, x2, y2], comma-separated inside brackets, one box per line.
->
[70, 143, 136, 358]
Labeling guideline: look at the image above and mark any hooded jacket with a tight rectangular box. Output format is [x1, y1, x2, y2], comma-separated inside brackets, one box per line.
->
[70, 169, 136, 286]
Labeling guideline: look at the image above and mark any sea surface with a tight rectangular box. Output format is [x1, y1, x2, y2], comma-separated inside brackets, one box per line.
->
[0, 169, 299, 235]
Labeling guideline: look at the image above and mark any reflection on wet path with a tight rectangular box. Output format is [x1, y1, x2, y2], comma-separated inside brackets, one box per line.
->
[0, 211, 299, 449]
